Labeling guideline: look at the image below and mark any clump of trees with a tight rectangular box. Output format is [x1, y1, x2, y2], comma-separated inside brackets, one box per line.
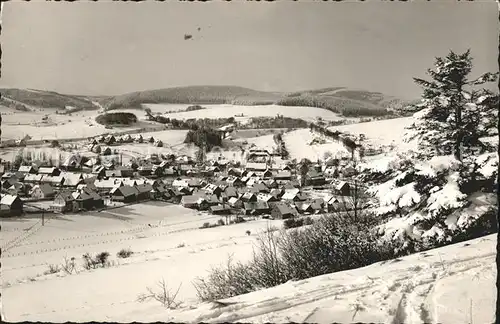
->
[184, 127, 222, 151]
[185, 105, 206, 112]
[95, 112, 138, 125]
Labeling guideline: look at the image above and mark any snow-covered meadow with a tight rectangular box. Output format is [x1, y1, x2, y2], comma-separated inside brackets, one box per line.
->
[1, 201, 284, 322]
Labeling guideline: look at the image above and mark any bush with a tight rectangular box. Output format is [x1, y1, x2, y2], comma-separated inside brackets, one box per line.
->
[283, 218, 304, 229]
[217, 219, 225, 226]
[117, 248, 133, 258]
[193, 213, 398, 301]
[44, 264, 61, 275]
[201, 222, 211, 229]
[137, 278, 182, 309]
[304, 217, 314, 225]
[82, 251, 111, 270]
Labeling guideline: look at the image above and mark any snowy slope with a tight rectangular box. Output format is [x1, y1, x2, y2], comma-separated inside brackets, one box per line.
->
[155, 234, 496, 324]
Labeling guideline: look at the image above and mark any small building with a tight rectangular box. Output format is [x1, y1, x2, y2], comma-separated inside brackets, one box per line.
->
[104, 135, 116, 145]
[135, 183, 154, 201]
[245, 162, 268, 172]
[306, 170, 326, 186]
[228, 168, 244, 177]
[114, 166, 134, 178]
[30, 184, 55, 199]
[61, 155, 82, 171]
[110, 185, 138, 203]
[154, 140, 163, 147]
[224, 186, 239, 199]
[137, 165, 153, 177]
[0, 194, 23, 216]
[61, 172, 85, 188]
[241, 192, 257, 202]
[38, 167, 61, 177]
[134, 134, 144, 143]
[256, 193, 277, 203]
[181, 195, 208, 210]
[51, 191, 77, 213]
[24, 174, 44, 184]
[92, 165, 106, 178]
[335, 181, 351, 196]
[18, 165, 37, 174]
[41, 175, 65, 187]
[228, 197, 243, 209]
[243, 201, 270, 216]
[210, 204, 232, 215]
[273, 171, 292, 181]
[271, 202, 297, 219]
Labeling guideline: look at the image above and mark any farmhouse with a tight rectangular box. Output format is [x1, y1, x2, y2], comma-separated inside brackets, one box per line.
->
[51, 191, 76, 213]
[30, 184, 55, 199]
[243, 201, 270, 216]
[110, 185, 138, 203]
[181, 195, 208, 210]
[335, 181, 351, 196]
[306, 170, 326, 186]
[271, 202, 297, 219]
[0, 194, 23, 216]
[135, 183, 154, 201]
[61, 172, 85, 188]
[241, 192, 257, 202]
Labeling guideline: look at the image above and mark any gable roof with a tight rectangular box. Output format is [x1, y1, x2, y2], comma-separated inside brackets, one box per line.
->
[38, 167, 58, 174]
[31, 183, 54, 196]
[273, 202, 297, 215]
[61, 172, 84, 186]
[0, 194, 20, 206]
[243, 201, 269, 211]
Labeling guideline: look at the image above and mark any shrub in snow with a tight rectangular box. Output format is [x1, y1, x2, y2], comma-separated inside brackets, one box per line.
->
[44, 264, 61, 275]
[117, 248, 133, 259]
[283, 218, 304, 229]
[137, 279, 182, 309]
[82, 251, 111, 270]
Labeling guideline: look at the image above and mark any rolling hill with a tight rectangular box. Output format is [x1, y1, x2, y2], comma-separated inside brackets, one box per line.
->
[1, 86, 414, 117]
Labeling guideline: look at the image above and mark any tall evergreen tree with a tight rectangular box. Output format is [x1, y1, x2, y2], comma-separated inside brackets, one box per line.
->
[404, 50, 498, 161]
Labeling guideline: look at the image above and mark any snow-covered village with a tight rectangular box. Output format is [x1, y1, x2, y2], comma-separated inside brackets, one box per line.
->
[0, 2, 498, 323]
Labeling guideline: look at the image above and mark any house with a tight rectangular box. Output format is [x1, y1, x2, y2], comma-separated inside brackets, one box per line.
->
[30, 184, 55, 199]
[38, 167, 61, 177]
[172, 178, 189, 188]
[178, 164, 195, 176]
[135, 183, 154, 200]
[51, 191, 76, 213]
[5, 182, 30, 197]
[110, 185, 138, 203]
[224, 186, 239, 199]
[271, 202, 297, 219]
[251, 182, 270, 194]
[61, 172, 84, 188]
[282, 180, 300, 190]
[115, 166, 134, 178]
[243, 201, 270, 216]
[101, 147, 112, 156]
[228, 197, 243, 209]
[138, 165, 153, 177]
[226, 176, 243, 187]
[41, 175, 65, 187]
[24, 174, 44, 184]
[256, 193, 276, 203]
[256, 169, 273, 179]
[104, 135, 116, 145]
[306, 170, 326, 186]
[340, 166, 357, 178]
[335, 181, 351, 196]
[18, 165, 37, 174]
[210, 204, 232, 215]
[203, 184, 223, 197]
[273, 170, 292, 181]
[281, 188, 306, 201]
[94, 179, 124, 194]
[326, 195, 341, 212]
[245, 162, 268, 172]
[295, 198, 325, 214]
[71, 190, 95, 211]
[263, 179, 278, 189]
[154, 140, 163, 147]
[61, 155, 82, 171]
[146, 136, 155, 143]
[187, 178, 204, 188]
[92, 165, 106, 178]
[122, 134, 133, 143]
[0, 194, 23, 216]
[228, 168, 244, 177]
[181, 195, 208, 210]
[270, 188, 284, 199]
[134, 134, 144, 143]
[105, 169, 124, 178]
[163, 167, 177, 177]
[241, 192, 257, 202]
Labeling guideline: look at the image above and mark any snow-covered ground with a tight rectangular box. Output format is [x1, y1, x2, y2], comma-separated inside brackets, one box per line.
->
[329, 117, 417, 151]
[153, 234, 497, 324]
[154, 104, 344, 123]
[1, 202, 284, 322]
[283, 129, 352, 161]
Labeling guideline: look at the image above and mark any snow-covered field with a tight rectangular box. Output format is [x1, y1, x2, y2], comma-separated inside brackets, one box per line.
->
[161, 234, 496, 324]
[2, 201, 284, 322]
[283, 129, 352, 161]
[0, 109, 163, 141]
[329, 117, 417, 151]
[154, 104, 344, 123]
